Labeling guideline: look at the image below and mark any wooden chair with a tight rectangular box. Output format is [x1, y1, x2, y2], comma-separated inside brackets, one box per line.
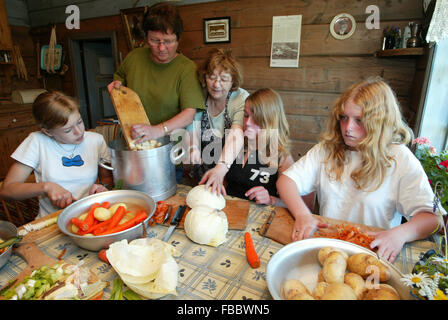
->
[0, 123, 119, 226]
[0, 174, 39, 226]
[90, 122, 120, 145]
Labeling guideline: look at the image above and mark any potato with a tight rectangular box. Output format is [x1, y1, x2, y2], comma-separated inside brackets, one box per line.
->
[312, 282, 330, 300]
[318, 247, 348, 265]
[282, 279, 315, 300]
[363, 284, 400, 300]
[317, 269, 325, 282]
[71, 212, 88, 233]
[323, 251, 347, 284]
[344, 273, 367, 299]
[347, 253, 391, 282]
[321, 283, 357, 300]
[119, 212, 135, 224]
[94, 207, 112, 221]
[109, 203, 127, 215]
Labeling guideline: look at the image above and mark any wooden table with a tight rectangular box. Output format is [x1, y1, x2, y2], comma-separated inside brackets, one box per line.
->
[0, 184, 438, 300]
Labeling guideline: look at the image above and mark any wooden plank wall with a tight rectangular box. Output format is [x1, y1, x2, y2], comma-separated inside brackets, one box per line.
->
[177, 0, 424, 158]
[2, 0, 425, 160]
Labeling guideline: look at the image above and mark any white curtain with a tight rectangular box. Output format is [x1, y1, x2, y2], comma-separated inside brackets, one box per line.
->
[426, 0, 448, 43]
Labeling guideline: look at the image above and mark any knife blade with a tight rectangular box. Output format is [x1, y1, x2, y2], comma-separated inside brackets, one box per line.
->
[261, 210, 276, 236]
[162, 205, 187, 242]
[162, 205, 173, 225]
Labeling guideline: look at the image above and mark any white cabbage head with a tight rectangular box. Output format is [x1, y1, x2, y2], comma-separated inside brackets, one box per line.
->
[186, 185, 226, 210]
[184, 205, 228, 247]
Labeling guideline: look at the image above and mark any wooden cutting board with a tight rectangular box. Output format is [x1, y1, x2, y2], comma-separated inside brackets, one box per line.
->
[11, 242, 60, 287]
[19, 210, 62, 245]
[109, 85, 151, 148]
[259, 207, 383, 245]
[1, 242, 103, 297]
[161, 195, 250, 230]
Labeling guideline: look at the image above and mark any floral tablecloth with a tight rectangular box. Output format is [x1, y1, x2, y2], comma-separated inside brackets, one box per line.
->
[0, 184, 437, 300]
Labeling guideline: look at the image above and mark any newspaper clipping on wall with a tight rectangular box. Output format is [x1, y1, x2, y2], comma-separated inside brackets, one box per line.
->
[270, 15, 302, 68]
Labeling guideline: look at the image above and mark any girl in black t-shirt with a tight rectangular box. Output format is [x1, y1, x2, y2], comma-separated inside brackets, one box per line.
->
[225, 88, 294, 206]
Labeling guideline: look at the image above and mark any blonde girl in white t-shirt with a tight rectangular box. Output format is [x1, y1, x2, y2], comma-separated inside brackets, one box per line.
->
[0, 91, 112, 218]
[277, 77, 440, 263]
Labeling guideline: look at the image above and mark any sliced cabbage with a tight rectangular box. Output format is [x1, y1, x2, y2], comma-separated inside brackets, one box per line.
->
[106, 238, 179, 299]
[184, 205, 228, 247]
[43, 283, 79, 300]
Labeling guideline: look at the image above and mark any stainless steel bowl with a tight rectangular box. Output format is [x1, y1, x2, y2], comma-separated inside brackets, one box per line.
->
[0, 221, 18, 270]
[266, 238, 413, 300]
[57, 190, 156, 252]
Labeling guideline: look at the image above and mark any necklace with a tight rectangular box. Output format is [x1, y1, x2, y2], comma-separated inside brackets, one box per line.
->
[52, 139, 84, 167]
[54, 139, 77, 158]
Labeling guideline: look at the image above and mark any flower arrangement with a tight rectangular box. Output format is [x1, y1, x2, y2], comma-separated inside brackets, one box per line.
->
[412, 137, 448, 212]
[400, 137, 448, 300]
[402, 249, 448, 300]
[382, 26, 401, 49]
[383, 26, 401, 38]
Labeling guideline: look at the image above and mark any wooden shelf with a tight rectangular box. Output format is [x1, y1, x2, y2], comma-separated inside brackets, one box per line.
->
[374, 47, 425, 57]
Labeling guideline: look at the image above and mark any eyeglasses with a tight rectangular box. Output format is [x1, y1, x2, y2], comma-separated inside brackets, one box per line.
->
[148, 38, 177, 46]
[206, 74, 232, 84]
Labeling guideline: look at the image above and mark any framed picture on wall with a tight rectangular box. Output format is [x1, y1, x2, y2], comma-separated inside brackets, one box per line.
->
[203, 17, 231, 44]
[120, 7, 148, 50]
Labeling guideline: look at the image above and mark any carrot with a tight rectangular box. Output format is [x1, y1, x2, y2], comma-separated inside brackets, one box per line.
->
[91, 219, 113, 235]
[98, 249, 109, 264]
[314, 224, 375, 250]
[58, 248, 67, 260]
[244, 232, 260, 268]
[83, 203, 101, 227]
[154, 203, 169, 224]
[91, 291, 104, 300]
[101, 201, 110, 209]
[105, 205, 127, 231]
[71, 217, 89, 231]
[77, 218, 101, 236]
[99, 211, 148, 235]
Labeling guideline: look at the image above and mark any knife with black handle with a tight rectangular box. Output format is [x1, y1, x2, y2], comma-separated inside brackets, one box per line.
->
[161, 205, 187, 242]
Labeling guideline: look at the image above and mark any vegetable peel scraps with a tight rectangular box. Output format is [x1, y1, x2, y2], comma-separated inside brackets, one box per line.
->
[313, 224, 375, 250]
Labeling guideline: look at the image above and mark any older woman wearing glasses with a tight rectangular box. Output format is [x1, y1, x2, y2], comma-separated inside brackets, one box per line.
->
[107, 2, 205, 145]
[187, 48, 249, 195]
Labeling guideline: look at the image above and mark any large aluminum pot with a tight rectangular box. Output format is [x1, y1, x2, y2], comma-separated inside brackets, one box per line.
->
[57, 190, 156, 251]
[100, 136, 183, 202]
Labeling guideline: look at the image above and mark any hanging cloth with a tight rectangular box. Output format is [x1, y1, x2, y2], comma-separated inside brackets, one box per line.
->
[426, 0, 448, 43]
[41, 26, 62, 73]
[47, 26, 57, 73]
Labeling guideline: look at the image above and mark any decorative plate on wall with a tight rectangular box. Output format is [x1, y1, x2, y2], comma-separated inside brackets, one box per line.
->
[330, 13, 356, 40]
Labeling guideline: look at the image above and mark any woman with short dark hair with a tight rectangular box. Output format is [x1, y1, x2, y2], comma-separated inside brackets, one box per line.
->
[108, 2, 205, 145]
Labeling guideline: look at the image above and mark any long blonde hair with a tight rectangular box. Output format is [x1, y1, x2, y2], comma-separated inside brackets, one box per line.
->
[321, 77, 413, 191]
[246, 88, 290, 163]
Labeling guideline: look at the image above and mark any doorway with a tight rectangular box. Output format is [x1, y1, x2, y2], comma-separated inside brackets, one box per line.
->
[68, 32, 119, 129]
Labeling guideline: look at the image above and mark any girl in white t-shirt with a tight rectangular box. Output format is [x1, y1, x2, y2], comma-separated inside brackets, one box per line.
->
[0, 91, 112, 218]
[277, 77, 440, 262]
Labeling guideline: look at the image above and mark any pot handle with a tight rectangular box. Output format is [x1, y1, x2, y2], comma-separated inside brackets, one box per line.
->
[99, 158, 114, 171]
[170, 145, 185, 164]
